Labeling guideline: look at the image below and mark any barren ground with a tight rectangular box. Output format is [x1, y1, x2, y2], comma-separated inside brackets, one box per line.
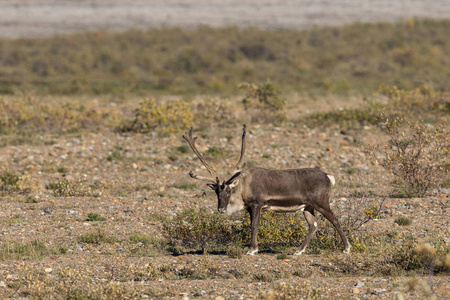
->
[0, 117, 449, 298]
[0, 1, 449, 299]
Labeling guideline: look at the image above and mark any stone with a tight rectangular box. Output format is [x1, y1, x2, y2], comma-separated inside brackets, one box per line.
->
[43, 207, 52, 214]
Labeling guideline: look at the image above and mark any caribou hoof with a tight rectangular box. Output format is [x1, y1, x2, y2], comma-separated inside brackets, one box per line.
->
[246, 249, 258, 255]
[293, 249, 305, 255]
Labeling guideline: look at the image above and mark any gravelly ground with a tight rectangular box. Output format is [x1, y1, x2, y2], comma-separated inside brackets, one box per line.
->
[0, 123, 449, 299]
[1, 0, 450, 38]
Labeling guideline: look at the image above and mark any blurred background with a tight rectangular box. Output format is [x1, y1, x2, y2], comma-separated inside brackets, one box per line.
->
[2, 0, 450, 38]
[0, 0, 449, 97]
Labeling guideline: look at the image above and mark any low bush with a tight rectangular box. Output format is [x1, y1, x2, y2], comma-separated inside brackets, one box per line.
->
[46, 179, 93, 197]
[86, 213, 106, 222]
[162, 208, 307, 254]
[310, 194, 385, 253]
[0, 171, 21, 192]
[394, 216, 412, 226]
[78, 229, 117, 244]
[121, 98, 193, 133]
[239, 81, 286, 123]
[162, 208, 236, 253]
[366, 118, 449, 197]
[391, 242, 449, 274]
[0, 240, 66, 261]
[0, 96, 119, 134]
[239, 211, 306, 250]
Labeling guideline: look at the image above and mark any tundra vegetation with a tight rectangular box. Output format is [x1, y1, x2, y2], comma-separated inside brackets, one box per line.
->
[0, 19, 449, 299]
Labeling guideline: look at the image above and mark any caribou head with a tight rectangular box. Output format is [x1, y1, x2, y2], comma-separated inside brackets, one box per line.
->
[182, 124, 247, 215]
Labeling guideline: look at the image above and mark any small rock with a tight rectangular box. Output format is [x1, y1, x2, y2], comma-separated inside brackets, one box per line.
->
[43, 207, 52, 214]
[355, 281, 364, 288]
[215, 297, 225, 300]
[0, 281, 6, 287]
[352, 288, 360, 294]
[44, 268, 53, 273]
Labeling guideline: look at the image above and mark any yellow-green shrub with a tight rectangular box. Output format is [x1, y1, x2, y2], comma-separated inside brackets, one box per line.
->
[0, 96, 120, 134]
[122, 98, 193, 133]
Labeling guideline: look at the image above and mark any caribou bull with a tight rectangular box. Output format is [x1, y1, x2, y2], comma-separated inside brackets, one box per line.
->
[182, 125, 350, 255]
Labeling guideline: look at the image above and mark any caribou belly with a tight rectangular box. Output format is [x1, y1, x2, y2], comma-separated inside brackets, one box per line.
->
[264, 204, 306, 213]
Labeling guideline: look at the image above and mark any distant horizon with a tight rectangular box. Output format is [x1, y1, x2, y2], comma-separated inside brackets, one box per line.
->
[1, 0, 450, 38]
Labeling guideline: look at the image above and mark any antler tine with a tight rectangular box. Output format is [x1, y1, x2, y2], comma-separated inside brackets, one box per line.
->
[234, 124, 247, 171]
[182, 127, 217, 180]
[188, 171, 217, 184]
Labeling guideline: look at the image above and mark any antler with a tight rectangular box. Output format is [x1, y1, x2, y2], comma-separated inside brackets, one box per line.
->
[234, 124, 247, 172]
[182, 127, 217, 184]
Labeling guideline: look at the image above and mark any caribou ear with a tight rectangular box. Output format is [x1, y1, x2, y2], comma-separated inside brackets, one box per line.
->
[228, 179, 239, 189]
[207, 177, 221, 190]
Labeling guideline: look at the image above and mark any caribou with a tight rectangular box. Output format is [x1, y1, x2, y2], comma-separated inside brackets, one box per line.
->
[182, 125, 351, 255]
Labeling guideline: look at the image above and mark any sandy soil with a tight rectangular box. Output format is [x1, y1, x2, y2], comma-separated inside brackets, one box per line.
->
[1, 0, 450, 38]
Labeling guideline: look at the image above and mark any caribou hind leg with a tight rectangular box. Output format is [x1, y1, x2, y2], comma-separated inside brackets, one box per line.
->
[294, 206, 317, 255]
[315, 206, 351, 254]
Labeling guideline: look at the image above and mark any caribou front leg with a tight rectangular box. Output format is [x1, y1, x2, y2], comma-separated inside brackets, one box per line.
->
[247, 204, 262, 255]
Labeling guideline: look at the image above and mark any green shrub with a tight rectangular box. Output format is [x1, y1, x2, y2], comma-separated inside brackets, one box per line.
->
[174, 183, 197, 190]
[46, 179, 92, 197]
[107, 145, 125, 162]
[305, 108, 377, 128]
[0, 240, 65, 261]
[162, 208, 236, 253]
[239, 212, 306, 249]
[239, 81, 286, 123]
[240, 81, 285, 111]
[176, 145, 189, 154]
[390, 242, 446, 273]
[86, 213, 106, 222]
[204, 146, 227, 159]
[394, 216, 412, 226]
[162, 208, 307, 253]
[0, 171, 21, 191]
[226, 246, 244, 259]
